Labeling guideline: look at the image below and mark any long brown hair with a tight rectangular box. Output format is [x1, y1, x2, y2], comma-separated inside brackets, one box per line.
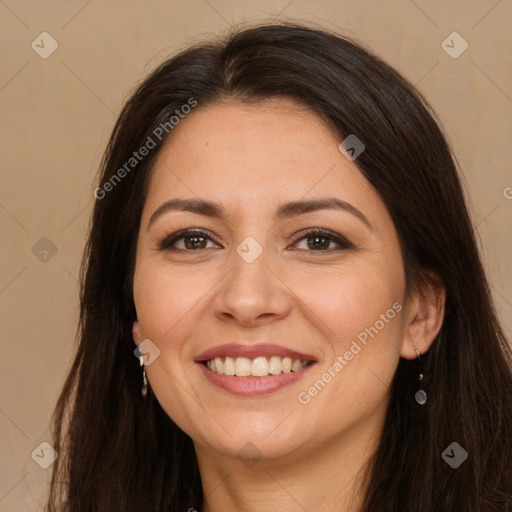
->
[47, 22, 512, 511]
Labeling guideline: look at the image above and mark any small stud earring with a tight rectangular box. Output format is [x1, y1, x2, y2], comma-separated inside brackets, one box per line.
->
[413, 346, 427, 405]
[139, 355, 148, 398]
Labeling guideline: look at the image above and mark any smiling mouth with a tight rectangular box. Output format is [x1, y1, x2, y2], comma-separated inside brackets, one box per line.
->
[203, 356, 314, 377]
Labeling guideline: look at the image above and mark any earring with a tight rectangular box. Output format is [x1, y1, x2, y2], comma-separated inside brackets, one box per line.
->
[139, 355, 148, 398]
[413, 346, 427, 405]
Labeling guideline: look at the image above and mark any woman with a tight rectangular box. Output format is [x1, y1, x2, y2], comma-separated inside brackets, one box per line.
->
[47, 22, 512, 511]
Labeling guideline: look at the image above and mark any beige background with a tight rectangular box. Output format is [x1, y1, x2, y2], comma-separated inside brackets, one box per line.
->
[0, 0, 511, 509]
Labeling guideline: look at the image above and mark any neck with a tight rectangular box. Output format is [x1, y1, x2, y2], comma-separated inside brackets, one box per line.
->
[196, 416, 382, 512]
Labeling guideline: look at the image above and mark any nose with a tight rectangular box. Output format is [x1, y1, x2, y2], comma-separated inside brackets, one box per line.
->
[213, 242, 292, 327]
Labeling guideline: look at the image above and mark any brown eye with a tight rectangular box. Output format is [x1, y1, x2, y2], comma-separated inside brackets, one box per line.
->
[291, 229, 353, 252]
[159, 229, 220, 251]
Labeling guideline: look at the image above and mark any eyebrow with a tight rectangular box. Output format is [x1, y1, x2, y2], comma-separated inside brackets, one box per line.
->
[147, 197, 374, 232]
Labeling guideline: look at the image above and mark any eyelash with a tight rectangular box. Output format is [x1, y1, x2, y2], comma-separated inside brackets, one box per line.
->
[158, 228, 353, 253]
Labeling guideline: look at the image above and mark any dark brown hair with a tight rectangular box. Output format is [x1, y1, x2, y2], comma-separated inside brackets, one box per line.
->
[47, 22, 512, 511]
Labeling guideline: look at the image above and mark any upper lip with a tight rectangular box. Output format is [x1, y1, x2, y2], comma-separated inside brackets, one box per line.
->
[194, 343, 317, 362]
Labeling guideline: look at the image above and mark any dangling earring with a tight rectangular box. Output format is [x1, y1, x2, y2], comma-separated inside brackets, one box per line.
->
[139, 355, 148, 398]
[413, 346, 427, 405]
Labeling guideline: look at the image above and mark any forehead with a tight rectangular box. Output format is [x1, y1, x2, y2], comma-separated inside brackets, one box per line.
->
[143, 98, 383, 225]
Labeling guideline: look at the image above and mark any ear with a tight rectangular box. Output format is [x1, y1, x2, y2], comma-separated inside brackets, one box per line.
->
[400, 272, 446, 360]
[132, 320, 142, 347]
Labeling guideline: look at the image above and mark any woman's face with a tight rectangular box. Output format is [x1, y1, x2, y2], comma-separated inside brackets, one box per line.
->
[132, 98, 408, 463]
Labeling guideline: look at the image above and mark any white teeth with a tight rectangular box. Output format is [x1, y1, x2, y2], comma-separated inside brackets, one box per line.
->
[291, 359, 303, 372]
[235, 357, 251, 376]
[223, 356, 236, 376]
[252, 357, 269, 376]
[214, 357, 223, 374]
[205, 356, 310, 377]
[268, 356, 282, 375]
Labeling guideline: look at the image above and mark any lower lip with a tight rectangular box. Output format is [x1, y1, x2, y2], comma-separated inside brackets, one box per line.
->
[197, 362, 316, 396]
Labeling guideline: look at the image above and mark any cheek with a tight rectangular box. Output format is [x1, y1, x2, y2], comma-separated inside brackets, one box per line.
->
[132, 263, 214, 431]
[301, 266, 404, 419]
[297, 262, 404, 403]
[133, 262, 212, 343]
[302, 262, 403, 347]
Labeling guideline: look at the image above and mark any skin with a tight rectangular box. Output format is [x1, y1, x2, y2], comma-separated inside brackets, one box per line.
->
[132, 98, 445, 511]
